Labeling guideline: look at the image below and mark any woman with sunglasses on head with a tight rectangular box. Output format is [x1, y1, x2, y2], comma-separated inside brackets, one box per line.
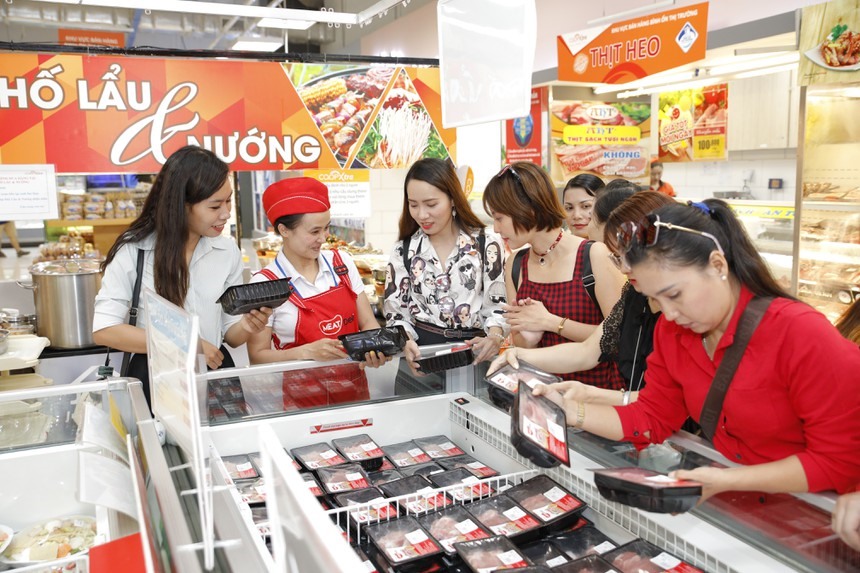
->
[383, 158, 508, 373]
[563, 174, 605, 238]
[533, 199, 860, 501]
[484, 162, 626, 389]
[489, 191, 675, 403]
[93, 146, 271, 404]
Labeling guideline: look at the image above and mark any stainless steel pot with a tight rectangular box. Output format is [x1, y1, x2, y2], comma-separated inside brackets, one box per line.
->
[19, 259, 103, 349]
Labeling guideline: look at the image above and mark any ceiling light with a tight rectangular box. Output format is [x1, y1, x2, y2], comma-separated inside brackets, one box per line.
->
[257, 18, 315, 30]
[231, 37, 283, 52]
[587, 0, 675, 26]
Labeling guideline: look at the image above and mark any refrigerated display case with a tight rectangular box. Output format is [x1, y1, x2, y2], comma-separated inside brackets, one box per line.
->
[725, 200, 795, 290]
[797, 84, 860, 323]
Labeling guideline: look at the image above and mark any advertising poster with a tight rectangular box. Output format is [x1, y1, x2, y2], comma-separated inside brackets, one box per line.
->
[657, 83, 728, 162]
[0, 54, 453, 173]
[798, 0, 860, 86]
[504, 87, 546, 167]
[304, 169, 371, 219]
[557, 2, 708, 84]
[550, 100, 651, 186]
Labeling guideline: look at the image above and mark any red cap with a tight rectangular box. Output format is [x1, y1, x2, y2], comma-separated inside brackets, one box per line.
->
[263, 177, 330, 225]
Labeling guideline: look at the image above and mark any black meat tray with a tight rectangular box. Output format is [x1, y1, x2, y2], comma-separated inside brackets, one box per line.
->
[339, 325, 408, 361]
[592, 467, 702, 514]
[511, 378, 570, 468]
[416, 345, 474, 374]
[219, 279, 292, 315]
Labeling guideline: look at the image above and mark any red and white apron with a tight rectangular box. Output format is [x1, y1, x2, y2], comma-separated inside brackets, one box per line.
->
[255, 249, 369, 408]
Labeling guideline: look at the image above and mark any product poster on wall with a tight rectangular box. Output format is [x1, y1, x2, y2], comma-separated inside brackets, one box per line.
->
[657, 83, 728, 162]
[798, 0, 860, 86]
[0, 54, 454, 173]
[549, 100, 651, 187]
[504, 87, 546, 167]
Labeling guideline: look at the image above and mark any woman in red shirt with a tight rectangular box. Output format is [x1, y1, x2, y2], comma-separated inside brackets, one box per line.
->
[535, 199, 860, 498]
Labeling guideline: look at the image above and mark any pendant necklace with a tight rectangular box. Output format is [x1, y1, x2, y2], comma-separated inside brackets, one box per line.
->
[532, 229, 564, 266]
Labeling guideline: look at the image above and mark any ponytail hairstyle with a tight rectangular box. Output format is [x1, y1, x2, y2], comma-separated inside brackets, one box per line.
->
[399, 158, 484, 241]
[102, 145, 230, 307]
[623, 198, 792, 300]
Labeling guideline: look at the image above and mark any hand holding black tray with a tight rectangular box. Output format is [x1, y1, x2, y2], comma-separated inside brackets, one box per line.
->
[218, 278, 293, 315]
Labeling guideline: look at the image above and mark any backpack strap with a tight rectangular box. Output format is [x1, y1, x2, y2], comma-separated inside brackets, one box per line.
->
[476, 228, 486, 262]
[580, 240, 597, 307]
[511, 249, 528, 291]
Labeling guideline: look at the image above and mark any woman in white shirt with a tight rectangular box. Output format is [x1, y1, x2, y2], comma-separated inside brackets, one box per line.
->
[93, 146, 270, 401]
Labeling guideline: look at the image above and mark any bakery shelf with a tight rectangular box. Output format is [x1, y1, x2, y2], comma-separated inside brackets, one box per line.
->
[803, 201, 860, 213]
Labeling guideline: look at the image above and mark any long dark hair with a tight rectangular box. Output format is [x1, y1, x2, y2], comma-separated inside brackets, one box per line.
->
[836, 299, 860, 345]
[563, 173, 605, 198]
[102, 145, 230, 306]
[603, 191, 676, 251]
[624, 199, 791, 299]
[483, 161, 567, 234]
[593, 187, 636, 226]
[398, 158, 484, 241]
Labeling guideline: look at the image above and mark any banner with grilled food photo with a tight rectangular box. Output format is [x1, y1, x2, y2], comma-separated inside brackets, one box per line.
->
[798, 0, 860, 86]
[550, 100, 652, 187]
[0, 54, 454, 173]
[657, 83, 728, 163]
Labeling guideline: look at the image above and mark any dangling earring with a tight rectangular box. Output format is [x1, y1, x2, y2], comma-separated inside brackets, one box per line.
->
[452, 207, 457, 218]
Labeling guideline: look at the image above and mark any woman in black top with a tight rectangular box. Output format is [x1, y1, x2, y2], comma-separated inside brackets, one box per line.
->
[488, 191, 676, 404]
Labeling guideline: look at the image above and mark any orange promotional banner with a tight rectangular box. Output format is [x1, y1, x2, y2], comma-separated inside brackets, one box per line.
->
[59, 29, 126, 48]
[0, 54, 453, 173]
[557, 2, 709, 84]
[657, 83, 728, 162]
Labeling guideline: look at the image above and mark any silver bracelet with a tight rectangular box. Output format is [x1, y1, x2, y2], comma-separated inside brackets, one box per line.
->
[621, 390, 631, 406]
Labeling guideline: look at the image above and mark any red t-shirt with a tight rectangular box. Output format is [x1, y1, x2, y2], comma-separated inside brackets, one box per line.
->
[615, 286, 860, 493]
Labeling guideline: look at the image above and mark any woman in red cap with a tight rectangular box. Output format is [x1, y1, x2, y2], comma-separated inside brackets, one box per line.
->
[247, 177, 385, 376]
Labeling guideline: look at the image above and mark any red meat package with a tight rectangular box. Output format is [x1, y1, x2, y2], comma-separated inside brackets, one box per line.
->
[413, 435, 466, 459]
[382, 440, 432, 468]
[521, 540, 571, 569]
[315, 463, 371, 494]
[368, 469, 406, 487]
[332, 433, 385, 471]
[417, 505, 492, 554]
[512, 379, 570, 467]
[428, 468, 494, 502]
[332, 486, 398, 526]
[467, 495, 541, 539]
[555, 553, 619, 573]
[290, 442, 347, 470]
[221, 454, 260, 481]
[300, 472, 324, 497]
[485, 360, 562, 411]
[592, 468, 702, 514]
[402, 462, 446, 479]
[366, 516, 443, 565]
[437, 454, 499, 478]
[603, 540, 703, 573]
[454, 535, 533, 572]
[379, 475, 453, 515]
[237, 478, 267, 505]
[507, 475, 585, 526]
[550, 526, 618, 560]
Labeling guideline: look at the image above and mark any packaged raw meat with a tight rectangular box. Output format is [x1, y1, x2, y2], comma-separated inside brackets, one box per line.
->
[415, 345, 474, 374]
[592, 468, 702, 514]
[354, 547, 380, 573]
[333, 434, 386, 472]
[291, 442, 347, 470]
[603, 540, 703, 573]
[316, 463, 371, 494]
[333, 487, 399, 526]
[554, 554, 619, 573]
[379, 475, 453, 516]
[382, 440, 432, 468]
[453, 535, 533, 572]
[250, 506, 270, 537]
[379, 457, 396, 471]
[369, 469, 406, 486]
[506, 475, 585, 531]
[402, 462, 446, 478]
[417, 505, 492, 554]
[301, 472, 325, 497]
[221, 454, 260, 481]
[521, 540, 571, 568]
[413, 435, 466, 459]
[512, 379, 571, 468]
[428, 468, 494, 503]
[485, 360, 561, 412]
[466, 495, 541, 542]
[279, 449, 303, 471]
[366, 515, 443, 566]
[437, 454, 499, 478]
[339, 325, 408, 362]
[550, 526, 618, 560]
[237, 478, 267, 505]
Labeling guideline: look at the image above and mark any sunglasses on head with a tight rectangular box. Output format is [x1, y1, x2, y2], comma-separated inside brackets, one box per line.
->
[498, 164, 528, 197]
[616, 214, 725, 264]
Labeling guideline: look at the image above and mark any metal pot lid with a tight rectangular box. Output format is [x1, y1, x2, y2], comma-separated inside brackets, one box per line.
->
[29, 259, 103, 275]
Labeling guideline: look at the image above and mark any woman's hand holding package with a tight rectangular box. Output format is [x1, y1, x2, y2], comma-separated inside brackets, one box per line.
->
[359, 349, 390, 370]
[487, 347, 521, 375]
[669, 466, 732, 503]
[468, 333, 503, 363]
[403, 339, 423, 375]
[833, 492, 860, 551]
[201, 339, 224, 370]
[240, 307, 273, 333]
[301, 338, 348, 361]
[533, 380, 590, 410]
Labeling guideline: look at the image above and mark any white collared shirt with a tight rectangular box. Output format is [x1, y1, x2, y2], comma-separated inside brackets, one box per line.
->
[93, 233, 243, 346]
[250, 249, 364, 347]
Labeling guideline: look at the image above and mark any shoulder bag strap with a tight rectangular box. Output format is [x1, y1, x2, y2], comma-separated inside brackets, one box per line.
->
[699, 296, 774, 441]
[580, 240, 597, 306]
[120, 249, 146, 377]
[511, 249, 528, 290]
[476, 228, 486, 261]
